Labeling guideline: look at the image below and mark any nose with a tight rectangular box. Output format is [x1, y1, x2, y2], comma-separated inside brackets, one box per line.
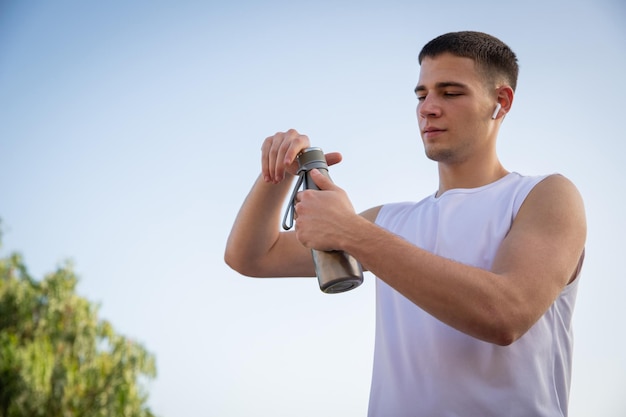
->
[417, 95, 442, 119]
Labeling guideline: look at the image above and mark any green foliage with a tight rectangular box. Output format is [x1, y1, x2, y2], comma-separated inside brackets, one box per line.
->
[0, 241, 157, 417]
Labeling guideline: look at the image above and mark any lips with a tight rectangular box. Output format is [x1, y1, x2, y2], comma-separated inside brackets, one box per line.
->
[422, 126, 446, 139]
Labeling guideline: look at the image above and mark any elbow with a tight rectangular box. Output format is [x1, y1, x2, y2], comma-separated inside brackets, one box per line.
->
[473, 324, 519, 346]
[224, 253, 253, 277]
[480, 324, 523, 346]
[224, 251, 239, 274]
[494, 315, 536, 346]
[491, 330, 520, 347]
[224, 246, 263, 278]
[224, 246, 249, 276]
[482, 307, 531, 346]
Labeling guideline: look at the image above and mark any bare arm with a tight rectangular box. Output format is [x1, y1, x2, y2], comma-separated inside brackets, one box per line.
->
[224, 129, 343, 278]
[296, 171, 586, 345]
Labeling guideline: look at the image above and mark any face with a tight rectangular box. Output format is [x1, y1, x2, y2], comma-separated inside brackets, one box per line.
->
[415, 53, 497, 164]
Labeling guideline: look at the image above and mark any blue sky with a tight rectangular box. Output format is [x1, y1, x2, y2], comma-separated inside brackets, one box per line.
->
[1, 1, 625, 415]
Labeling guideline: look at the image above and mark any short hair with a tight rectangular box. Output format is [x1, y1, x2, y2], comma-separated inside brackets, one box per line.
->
[418, 31, 519, 91]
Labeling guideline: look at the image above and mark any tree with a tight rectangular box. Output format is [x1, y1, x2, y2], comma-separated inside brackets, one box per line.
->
[0, 236, 157, 417]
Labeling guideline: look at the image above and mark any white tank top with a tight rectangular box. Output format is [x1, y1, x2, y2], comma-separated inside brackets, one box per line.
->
[368, 172, 580, 417]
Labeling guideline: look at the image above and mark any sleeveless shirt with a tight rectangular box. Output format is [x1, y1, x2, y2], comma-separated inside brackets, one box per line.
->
[368, 172, 580, 417]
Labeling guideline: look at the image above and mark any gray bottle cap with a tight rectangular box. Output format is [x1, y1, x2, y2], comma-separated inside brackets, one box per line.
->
[298, 147, 328, 172]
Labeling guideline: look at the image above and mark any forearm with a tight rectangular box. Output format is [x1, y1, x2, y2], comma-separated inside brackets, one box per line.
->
[341, 216, 531, 345]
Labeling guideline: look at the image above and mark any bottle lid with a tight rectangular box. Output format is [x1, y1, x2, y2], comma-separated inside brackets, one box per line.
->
[298, 147, 327, 171]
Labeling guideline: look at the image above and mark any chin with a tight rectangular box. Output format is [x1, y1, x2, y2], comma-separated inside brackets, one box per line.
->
[425, 148, 454, 162]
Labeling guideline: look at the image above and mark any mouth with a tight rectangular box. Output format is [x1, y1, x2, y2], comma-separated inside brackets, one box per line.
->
[422, 127, 446, 139]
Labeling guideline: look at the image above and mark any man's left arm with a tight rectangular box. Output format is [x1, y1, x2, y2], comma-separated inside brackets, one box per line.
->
[295, 171, 587, 345]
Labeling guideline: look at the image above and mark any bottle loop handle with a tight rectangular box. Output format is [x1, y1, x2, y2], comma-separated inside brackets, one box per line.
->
[282, 171, 306, 231]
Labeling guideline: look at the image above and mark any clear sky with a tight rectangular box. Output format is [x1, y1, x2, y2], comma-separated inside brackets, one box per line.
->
[1, 1, 625, 416]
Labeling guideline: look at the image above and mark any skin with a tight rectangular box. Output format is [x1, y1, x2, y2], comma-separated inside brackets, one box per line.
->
[224, 53, 587, 346]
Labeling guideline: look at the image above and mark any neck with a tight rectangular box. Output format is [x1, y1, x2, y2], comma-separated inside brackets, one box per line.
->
[436, 157, 509, 197]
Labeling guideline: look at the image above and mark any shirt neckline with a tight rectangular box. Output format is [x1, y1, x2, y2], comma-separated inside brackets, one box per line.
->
[431, 172, 519, 200]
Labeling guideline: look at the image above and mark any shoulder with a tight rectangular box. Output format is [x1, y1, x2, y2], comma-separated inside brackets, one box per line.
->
[516, 174, 586, 237]
[360, 205, 383, 223]
[495, 173, 586, 287]
[525, 174, 584, 210]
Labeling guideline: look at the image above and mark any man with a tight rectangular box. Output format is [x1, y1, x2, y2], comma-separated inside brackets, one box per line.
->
[225, 31, 586, 416]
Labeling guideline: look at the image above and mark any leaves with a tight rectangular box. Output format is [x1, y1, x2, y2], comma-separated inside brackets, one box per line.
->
[0, 244, 157, 417]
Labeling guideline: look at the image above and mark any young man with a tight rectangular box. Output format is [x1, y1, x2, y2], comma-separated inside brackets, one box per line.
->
[225, 31, 586, 416]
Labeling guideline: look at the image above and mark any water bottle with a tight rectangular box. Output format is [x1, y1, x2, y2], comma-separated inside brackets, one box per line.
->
[282, 147, 364, 294]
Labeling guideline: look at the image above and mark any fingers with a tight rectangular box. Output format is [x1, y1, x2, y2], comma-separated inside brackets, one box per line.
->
[260, 130, 344, 184]
[261, 129, 310, 183]
[324, 152, 343, 167]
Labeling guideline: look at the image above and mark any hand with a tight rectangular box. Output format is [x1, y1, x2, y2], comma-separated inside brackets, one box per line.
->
[261, 129, 342, 184]
[294, 169, 357, 251]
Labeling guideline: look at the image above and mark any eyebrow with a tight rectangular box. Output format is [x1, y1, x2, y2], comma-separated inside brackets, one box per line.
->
[414, 81, 469, 94]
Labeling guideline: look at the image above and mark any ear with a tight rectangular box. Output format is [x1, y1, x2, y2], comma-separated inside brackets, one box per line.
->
[493, 85, 514, 120]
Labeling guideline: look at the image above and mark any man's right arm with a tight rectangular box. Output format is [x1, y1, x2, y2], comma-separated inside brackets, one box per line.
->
[224, 129, 341, 278]
[224, 172, 317, 278]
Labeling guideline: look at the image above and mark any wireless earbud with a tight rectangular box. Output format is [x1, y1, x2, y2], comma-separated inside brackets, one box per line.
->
[491, 103, 502, 119]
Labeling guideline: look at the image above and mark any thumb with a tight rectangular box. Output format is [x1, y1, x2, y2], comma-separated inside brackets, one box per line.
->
[310, 168, 336, 190]
[324, 152, 342, 167]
